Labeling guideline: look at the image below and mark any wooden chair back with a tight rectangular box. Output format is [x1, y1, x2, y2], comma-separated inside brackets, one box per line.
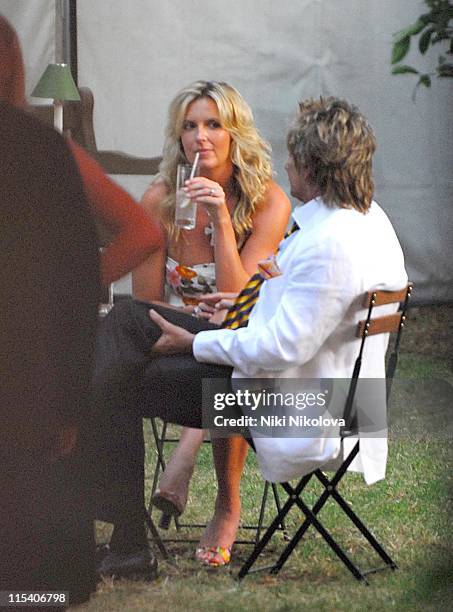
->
[342, 283, 413, 436]
[28, 87, 162, 176]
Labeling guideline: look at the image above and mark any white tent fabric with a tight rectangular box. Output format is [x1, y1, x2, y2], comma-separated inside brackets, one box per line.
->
[3, 0, 452, 302]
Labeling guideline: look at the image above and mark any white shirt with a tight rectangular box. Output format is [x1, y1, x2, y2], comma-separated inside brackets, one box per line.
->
[193, 197, 407, 484]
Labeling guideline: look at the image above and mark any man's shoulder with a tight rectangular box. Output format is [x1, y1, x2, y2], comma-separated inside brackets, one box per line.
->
[292, 200, 401, 266]
[1, 102, 74, 161]
[313, 201, 395, 240]
[0, 102, 79, 191]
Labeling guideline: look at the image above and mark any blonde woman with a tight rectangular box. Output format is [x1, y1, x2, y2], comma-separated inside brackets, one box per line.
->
[132, 80, 290, 565]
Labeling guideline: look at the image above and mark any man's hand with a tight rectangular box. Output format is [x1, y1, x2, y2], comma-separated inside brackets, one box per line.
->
[149, 309, 195, 354]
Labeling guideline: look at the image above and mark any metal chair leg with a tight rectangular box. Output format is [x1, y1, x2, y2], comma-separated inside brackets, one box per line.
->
[271, 482, 289, 540]
[271, 482, 367, 582]
[148, 418, 182, 531]
[239, 448, 396, 580]
[149, 417, 166, 500]
[237, 474, 313, 579]
[315, 471, 397, 569]
[143, 508, 169, 560]
[254, 481, 269, 543]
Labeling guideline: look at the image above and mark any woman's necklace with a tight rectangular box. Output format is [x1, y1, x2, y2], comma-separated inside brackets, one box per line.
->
[204, 221, 215, 246]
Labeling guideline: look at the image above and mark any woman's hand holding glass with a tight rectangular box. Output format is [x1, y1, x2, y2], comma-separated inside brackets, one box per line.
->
[183, 177, 229, 224]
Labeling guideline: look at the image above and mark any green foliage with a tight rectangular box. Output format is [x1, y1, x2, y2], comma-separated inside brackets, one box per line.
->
[391, 0, 453, 96]
[392, 36, 412, 64]
[392, 64, 420, 75]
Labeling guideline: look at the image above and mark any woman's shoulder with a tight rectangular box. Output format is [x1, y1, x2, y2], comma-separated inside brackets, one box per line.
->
[255, 180, 291, 220]
[237, 180, 290, 253]
[265, 180, 291, 207]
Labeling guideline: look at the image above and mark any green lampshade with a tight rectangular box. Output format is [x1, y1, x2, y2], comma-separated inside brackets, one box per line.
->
[31, 63, 80, 101]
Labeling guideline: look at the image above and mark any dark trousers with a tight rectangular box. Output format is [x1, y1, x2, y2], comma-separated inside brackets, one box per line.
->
[92, 298, 232, 531]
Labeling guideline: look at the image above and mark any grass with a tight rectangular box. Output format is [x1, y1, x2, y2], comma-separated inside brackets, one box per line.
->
[83, 307, 453, 611]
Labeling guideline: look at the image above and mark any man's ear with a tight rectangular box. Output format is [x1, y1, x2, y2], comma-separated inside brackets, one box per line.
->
[302, 165, 322, 201]
[302, 165, 313, 185]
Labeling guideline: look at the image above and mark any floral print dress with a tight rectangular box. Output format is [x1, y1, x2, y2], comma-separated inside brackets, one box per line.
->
[165, 256, 217, 306]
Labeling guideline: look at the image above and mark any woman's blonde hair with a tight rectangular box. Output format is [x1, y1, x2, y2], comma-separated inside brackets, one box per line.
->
[286, 97, 376, 212]
[156, 80, 273, 239]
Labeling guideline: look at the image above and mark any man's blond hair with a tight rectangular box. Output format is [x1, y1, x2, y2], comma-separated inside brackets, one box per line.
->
[287, 97, 376, 212]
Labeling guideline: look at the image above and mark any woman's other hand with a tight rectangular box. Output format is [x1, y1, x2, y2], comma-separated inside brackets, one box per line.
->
[208, 308, 228, 325]
[200, 292, 238, 324]
[183, 302, 214, 320]
[187, 292, 238, 323]
[198, 291, 238, 307]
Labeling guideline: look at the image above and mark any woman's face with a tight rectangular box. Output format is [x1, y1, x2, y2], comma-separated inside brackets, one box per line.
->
[180, 97, 232, 174]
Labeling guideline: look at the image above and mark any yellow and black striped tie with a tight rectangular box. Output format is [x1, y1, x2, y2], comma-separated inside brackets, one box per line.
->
[222, 222, 299, 330]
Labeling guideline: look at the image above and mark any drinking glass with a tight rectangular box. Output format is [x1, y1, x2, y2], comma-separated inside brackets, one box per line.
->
[175, 162, 198, 229]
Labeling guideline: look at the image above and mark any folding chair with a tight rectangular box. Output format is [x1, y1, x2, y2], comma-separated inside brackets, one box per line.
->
[147, 417, 288, 545]
[238, 283, 413, 582]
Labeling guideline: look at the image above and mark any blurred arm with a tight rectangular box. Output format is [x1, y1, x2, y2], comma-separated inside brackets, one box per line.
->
[69, 140, 164, 286]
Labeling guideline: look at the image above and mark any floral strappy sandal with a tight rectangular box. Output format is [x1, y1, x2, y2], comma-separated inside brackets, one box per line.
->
[195, 545, 232, 567]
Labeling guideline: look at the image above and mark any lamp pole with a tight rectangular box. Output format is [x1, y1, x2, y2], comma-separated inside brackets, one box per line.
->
[54, 99, 63, 132]
[55, 0, 65, 132]
[55, 0, 64, 64]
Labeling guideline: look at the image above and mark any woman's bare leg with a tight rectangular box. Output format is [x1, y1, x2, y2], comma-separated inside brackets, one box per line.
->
[197, 435, 248, 556]
[155, 427, 205, 512]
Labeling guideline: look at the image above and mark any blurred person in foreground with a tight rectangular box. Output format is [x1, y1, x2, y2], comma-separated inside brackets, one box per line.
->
[0, 84, 99, 604]
[0, 14, 164, 288]
[0, 14, 163, 601]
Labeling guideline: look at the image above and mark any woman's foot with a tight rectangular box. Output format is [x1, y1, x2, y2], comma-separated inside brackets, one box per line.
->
[152, 428, 205, 526]
[195, 508, 240, 567]
[152, 455, 195, 520]
[195, 545, 232, 567]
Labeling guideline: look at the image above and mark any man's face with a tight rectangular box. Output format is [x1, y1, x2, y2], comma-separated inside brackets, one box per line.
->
[285, 154, 311, 203]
